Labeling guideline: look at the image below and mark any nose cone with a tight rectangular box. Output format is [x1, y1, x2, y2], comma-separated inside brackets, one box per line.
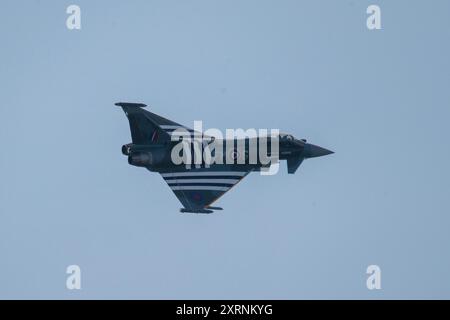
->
[304, 143, 334, 158]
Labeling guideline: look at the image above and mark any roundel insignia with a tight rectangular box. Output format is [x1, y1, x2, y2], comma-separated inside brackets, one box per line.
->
[230, 149, 239, 160]
[192, 192, 202, 202]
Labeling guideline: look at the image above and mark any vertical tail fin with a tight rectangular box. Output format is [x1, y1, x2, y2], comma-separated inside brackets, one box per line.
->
[115, 102, 198, 145]
[115, 102, 159, 144]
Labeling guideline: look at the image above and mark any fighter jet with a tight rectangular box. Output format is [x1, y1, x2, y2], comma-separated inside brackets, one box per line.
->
[115, 102, 333, 213]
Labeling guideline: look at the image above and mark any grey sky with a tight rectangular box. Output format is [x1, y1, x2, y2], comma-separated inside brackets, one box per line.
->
[1, 0, 450, 299]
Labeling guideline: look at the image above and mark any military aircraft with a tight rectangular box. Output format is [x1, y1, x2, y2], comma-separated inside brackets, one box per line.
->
[115, 102, 333, 214]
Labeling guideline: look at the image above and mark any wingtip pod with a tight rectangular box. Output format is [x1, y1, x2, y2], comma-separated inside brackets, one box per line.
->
[206, 206, 223, 211]
[180, 208, 214, 214]
[115, 102, 147, 108]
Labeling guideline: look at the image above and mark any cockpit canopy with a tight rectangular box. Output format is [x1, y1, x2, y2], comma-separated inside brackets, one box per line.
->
[279, 133, 295, 141]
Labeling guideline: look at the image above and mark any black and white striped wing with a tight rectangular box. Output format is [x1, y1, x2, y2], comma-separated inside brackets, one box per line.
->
[160, 169, 251, 210]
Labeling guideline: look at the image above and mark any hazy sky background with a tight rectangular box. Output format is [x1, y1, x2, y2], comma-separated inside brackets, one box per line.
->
[1, 0, 450, 299]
